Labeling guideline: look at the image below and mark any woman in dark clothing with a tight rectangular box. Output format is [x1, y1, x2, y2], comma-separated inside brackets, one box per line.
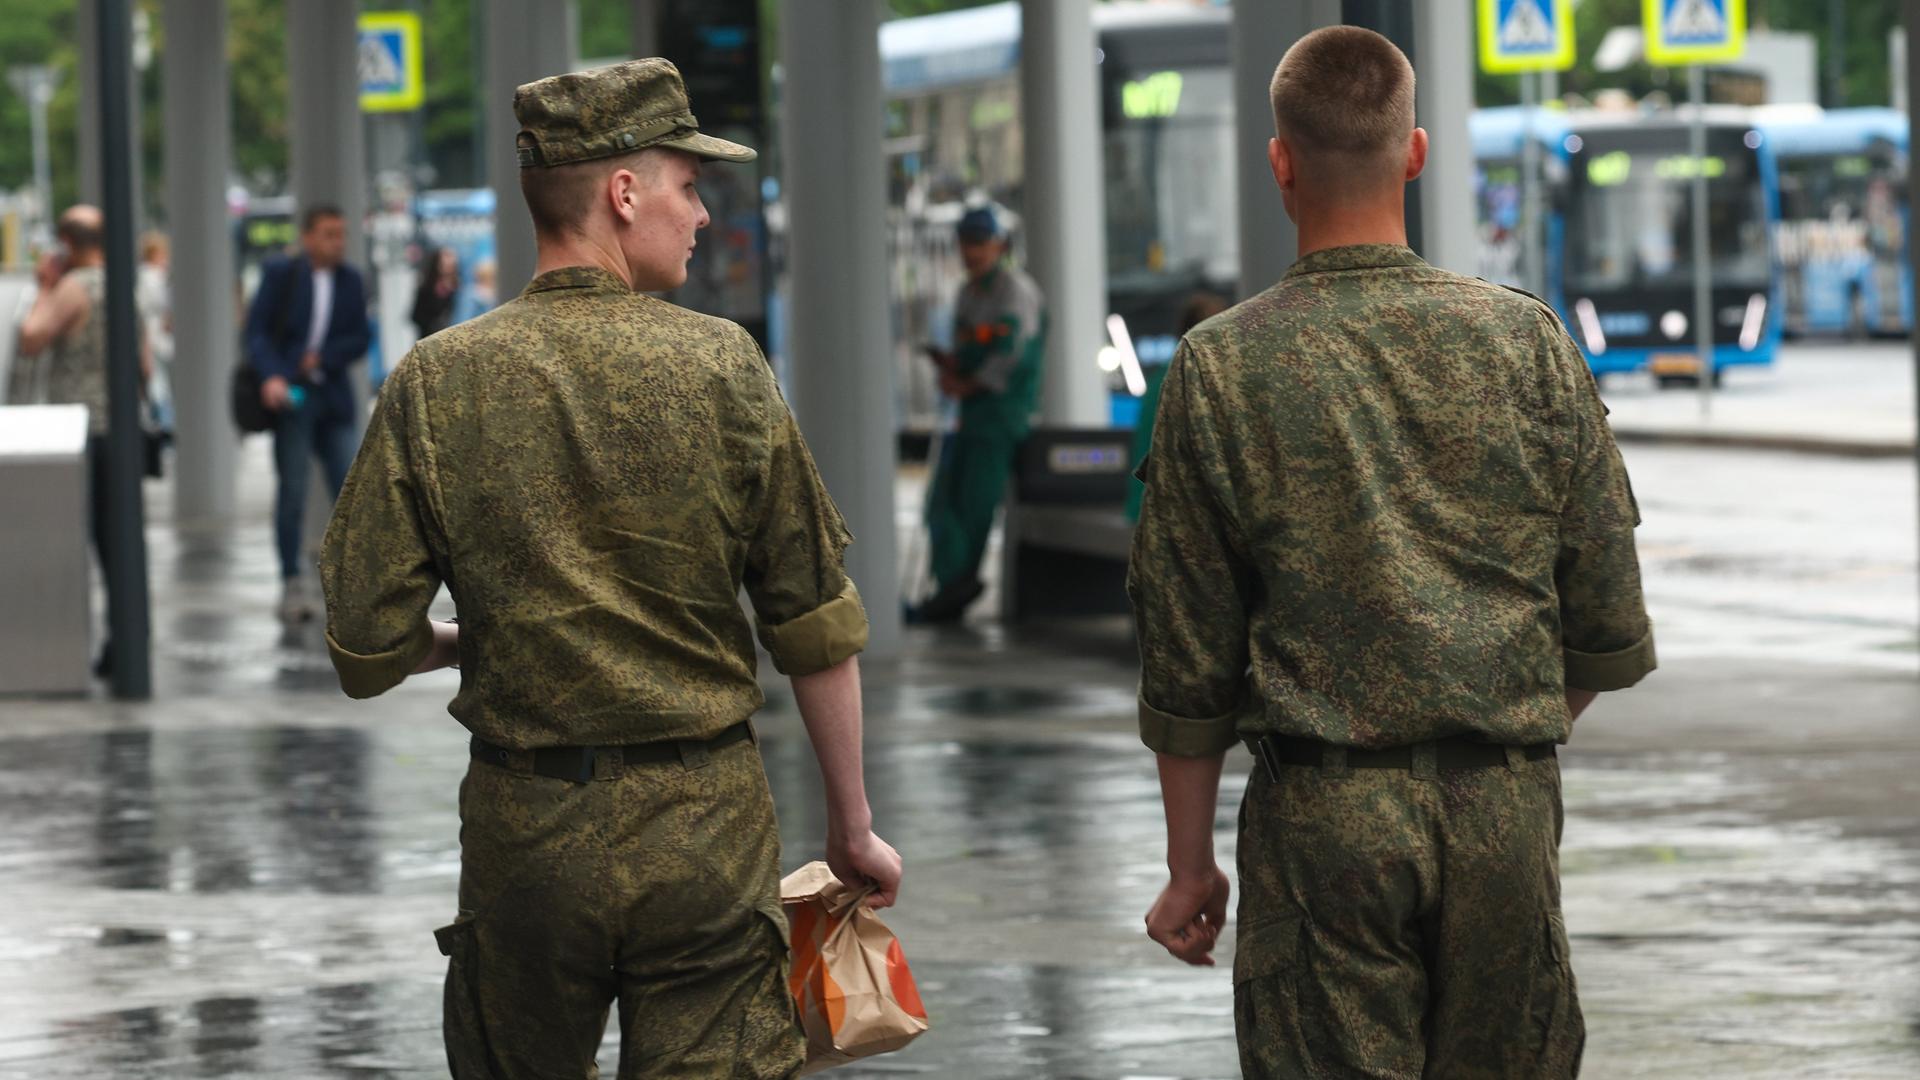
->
[410, 247, 461, 339]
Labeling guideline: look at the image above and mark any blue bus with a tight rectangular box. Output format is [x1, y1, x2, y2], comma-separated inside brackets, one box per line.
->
[1758, 106, 1910, 337]
[1556, 108, 1783, 386]
[1469, 106, 1570, 303]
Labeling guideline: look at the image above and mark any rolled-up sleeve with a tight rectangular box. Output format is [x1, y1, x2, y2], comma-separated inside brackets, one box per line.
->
[320, 361, 442, 698]
[1556, 336, 1657, 692]
[1127, 342, 1254, 757]
[743, 357, 868, 676]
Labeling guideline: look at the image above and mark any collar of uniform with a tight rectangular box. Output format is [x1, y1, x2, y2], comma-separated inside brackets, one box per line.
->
[1285, 243, 1426, 278]
[522, 265, 631, 296]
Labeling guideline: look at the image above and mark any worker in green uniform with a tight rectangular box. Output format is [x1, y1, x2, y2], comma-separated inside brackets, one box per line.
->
[1131, 28, 1654, 1079]
[319, 59, 902, 1079]
[912, 205, 1045, 624]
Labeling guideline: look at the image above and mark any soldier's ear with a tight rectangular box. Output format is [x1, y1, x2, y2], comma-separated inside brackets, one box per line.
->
[607, 166, 640, 225]
[1268, 137, 1294, 194]
[1404, 128, 1429, 183]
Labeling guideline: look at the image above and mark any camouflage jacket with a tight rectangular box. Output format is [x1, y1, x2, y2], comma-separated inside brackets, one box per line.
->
[321, 265, 867, 747]
[1129, 244, 1654, 756]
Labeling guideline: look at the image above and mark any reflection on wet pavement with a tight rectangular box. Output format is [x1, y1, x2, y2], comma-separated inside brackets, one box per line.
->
[3, 686, 1917, 1077]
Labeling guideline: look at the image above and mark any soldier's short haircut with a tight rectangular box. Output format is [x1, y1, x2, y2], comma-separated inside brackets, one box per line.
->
[521, 148, 661, 239]
[1269, 26, 1416, 181]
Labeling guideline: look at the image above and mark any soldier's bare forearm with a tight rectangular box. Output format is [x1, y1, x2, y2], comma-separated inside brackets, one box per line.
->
[1157, 751, 1226, 880]
[409, 620, 460, 674]
[1566, 687, 1598, 721]
[790, 655, 873, 836]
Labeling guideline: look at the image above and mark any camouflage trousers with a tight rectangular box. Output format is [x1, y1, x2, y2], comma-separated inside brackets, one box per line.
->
[435, 733, 805, 1079]
[1233, 750, 1584, 1079]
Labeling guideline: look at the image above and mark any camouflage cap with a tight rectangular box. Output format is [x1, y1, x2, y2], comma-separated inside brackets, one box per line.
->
[513, 58, 756, 169]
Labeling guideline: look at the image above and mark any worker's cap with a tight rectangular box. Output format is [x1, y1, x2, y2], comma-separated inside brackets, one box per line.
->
[513, 58, 756, 169]
[956, 205, 1008, 242]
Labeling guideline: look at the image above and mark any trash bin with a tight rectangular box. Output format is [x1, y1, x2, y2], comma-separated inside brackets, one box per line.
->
[0, 404, 92, 694]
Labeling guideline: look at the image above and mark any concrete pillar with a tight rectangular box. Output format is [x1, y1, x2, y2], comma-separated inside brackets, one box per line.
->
[779, 0, 900, 657]
[286, 0, 369, 568]
[1019, 0, 1107, 427]
[286, 0, 368, 262]
[74, 0, 143, 218]
[1232, 0, 1341, 295]
[162, 0, 236, 525]
[1412, 0, 1476, 275]
[630, 0, 660, 58]
[485, 0, 578, 298]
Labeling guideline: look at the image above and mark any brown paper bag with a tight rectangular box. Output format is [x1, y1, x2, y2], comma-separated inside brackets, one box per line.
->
[782, 861, 929, 1074]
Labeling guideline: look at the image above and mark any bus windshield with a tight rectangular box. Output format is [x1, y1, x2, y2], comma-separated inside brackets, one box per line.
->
[1103, 64, 1237, 295]
[1566, 129, 1770, 292]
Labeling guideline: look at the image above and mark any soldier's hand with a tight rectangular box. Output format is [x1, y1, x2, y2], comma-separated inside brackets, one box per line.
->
[828, 829, 902, 910]
[1146, 865, 1230, 967]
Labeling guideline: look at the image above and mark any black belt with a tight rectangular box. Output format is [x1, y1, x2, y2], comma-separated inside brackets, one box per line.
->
[471, 722, 754, 783]
[1254, 734, 1555, 778]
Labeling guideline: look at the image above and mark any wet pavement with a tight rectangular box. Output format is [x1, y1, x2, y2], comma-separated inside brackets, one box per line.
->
[1, 432, 1917, 1077]
[1599, 342, 1918, 452]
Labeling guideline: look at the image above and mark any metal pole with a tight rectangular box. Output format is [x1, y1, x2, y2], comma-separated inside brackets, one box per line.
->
[1903, 0, 1920, 633]
[96, 0, 151, 699]
[1689, 64, 1713, 416]
[1827, 0, 1845, 107]
[1521, 71, 1544, 296]
[29, 78, 51, 245]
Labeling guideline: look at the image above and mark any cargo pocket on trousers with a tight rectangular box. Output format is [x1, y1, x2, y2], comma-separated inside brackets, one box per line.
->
[1233, 918, 1310, 1080]
[1528, 911, 1586, 1078]
[435, 911, 506, 1080]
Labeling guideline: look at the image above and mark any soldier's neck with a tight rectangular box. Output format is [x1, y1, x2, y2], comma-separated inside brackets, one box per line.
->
[1292, 196, 1409, 259]
[533, 236, 634, 290]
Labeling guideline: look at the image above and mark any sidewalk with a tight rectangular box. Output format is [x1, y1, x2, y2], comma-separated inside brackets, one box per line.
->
[1601, 341, 1918, 456]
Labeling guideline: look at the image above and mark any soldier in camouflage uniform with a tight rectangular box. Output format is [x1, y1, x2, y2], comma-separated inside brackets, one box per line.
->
[1131, 28, 1655, 1079]
[320, 59, 902, 1079]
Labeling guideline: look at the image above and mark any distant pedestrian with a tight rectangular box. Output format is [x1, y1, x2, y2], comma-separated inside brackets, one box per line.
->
[1134, 28, 1654, 1078]
[136, 231, 174, 432]
[9, 205, 151, 678]
[243, 204, 372, 623]
[410, 246, 460, 340]
[910, 203, 1045, 624]
[455, 257, 498, 324]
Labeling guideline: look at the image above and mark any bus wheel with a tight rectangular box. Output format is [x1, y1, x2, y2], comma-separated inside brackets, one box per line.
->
[1656, 374, 1698, 390]
[1847, 287, 1868, 341]
[1711, 368, 1725, 389]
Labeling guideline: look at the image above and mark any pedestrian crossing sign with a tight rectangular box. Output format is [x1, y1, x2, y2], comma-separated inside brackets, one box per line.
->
[358, 12, 424, 113]
[1478, 0, 1575, 74]
[1643, 0, 1746, 66]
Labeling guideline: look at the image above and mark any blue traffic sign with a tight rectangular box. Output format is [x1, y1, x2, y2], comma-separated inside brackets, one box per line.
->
[359, 12, 423, 112]
[1644, 0, 1746, 66]
[1478, 0, 1574, 74]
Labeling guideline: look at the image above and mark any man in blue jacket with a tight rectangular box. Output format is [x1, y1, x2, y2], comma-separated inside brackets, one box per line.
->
[245, 205, 373, 621]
